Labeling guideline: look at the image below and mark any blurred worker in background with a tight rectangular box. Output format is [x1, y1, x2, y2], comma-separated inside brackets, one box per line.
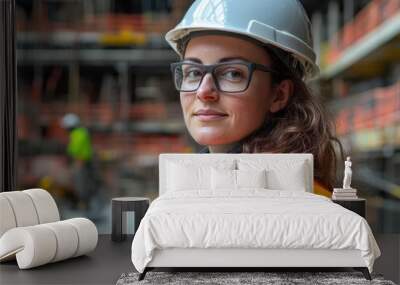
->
[61, 113, 100, 212]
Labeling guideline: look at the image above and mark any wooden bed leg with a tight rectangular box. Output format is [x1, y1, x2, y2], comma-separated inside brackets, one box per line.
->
[138, 268, 148, 281]
[354, 267, 371, 280]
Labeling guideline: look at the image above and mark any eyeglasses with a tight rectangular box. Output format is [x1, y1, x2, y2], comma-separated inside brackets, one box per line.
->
[170, 60, 279, 93]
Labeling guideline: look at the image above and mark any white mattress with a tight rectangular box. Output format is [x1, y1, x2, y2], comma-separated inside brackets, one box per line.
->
[131, 190, 381, 273]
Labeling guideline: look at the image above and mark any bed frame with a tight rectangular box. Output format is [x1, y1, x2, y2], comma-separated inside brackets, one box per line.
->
[138, 154, 371, 281]
[140, 248, 371, 280]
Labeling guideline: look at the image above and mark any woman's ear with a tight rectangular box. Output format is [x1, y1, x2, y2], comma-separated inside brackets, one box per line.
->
[269, 79, 293, 113]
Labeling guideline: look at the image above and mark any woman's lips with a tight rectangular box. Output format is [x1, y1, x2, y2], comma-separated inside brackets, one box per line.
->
[193, 114, 228, 122]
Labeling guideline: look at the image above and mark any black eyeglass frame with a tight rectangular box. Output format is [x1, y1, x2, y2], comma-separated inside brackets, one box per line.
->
[170, 60, 280, 93]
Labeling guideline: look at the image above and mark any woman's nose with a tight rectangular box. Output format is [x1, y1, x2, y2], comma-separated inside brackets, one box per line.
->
[196, 74, 219, 102]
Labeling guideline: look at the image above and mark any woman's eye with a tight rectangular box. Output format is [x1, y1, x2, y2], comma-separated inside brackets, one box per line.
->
[220, 69, 244, 81]
[184, 69, 203, 80]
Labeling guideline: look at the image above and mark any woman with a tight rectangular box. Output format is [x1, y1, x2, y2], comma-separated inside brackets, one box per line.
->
[165, 0, 343, 196]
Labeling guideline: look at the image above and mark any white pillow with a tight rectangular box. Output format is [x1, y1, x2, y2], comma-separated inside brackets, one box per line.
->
[236, 169, 267, 188]
[211, 168, 267, 190]
[167, 162, 210, 191]
[238, 159, 308, 191]
[211, 168, 236, 189]
[166, 159, 236, 191]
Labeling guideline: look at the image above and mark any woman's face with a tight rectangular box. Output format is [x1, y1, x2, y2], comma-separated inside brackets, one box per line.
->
[180, 35, 276, 150]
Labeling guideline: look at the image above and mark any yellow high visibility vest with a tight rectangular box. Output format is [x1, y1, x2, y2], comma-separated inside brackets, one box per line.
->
[67, 127, 93, 161]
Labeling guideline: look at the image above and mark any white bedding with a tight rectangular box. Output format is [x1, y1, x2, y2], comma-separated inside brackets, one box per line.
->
[131, 190, 381, 273]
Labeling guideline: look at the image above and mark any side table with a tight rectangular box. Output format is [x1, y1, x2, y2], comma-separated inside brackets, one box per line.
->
[112, 197, 150, 242]
[332, 198, 366, 218]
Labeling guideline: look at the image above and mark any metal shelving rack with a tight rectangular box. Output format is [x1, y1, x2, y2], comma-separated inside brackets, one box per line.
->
[15, 0, 194, 200]
[311, 0, 400, 233]
[321, 11, 400, 79]
[16, 1, 190, 141]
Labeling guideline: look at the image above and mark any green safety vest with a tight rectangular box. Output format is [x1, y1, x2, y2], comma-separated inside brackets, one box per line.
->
[67, 127, 93, 161]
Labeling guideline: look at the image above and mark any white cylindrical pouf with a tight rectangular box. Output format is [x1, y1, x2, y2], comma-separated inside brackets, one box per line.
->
[0, 196, 17, 237]
[0, 226, 57, 269]
[0, 192, 39, 227]
[23, 189, 60, 223]
[42, 221, 79, 262]
[64, 218, 98, 257]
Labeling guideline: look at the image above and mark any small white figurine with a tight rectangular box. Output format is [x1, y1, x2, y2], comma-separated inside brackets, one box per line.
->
[343, 156, 352, 189]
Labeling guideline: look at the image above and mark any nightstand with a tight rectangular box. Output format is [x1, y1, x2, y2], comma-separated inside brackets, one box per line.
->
[111, 197, 150, 242]
[332, 198, 366, 218]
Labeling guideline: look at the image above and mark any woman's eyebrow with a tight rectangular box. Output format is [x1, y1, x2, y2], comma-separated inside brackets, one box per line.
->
[183, 56, 251, 64]
[182, 57, 202, 63]
[219, 56, 250, 63]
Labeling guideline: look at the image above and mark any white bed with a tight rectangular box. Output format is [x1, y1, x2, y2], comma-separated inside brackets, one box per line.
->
[131, 154, 381, 281]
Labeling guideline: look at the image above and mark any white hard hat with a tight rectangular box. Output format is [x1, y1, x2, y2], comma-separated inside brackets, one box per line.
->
[165, 0, 319, 80]
[61, 113, 80, 129]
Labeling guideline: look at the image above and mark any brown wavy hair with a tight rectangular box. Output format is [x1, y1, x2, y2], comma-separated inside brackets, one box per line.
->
[241, 47, 343, 191]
